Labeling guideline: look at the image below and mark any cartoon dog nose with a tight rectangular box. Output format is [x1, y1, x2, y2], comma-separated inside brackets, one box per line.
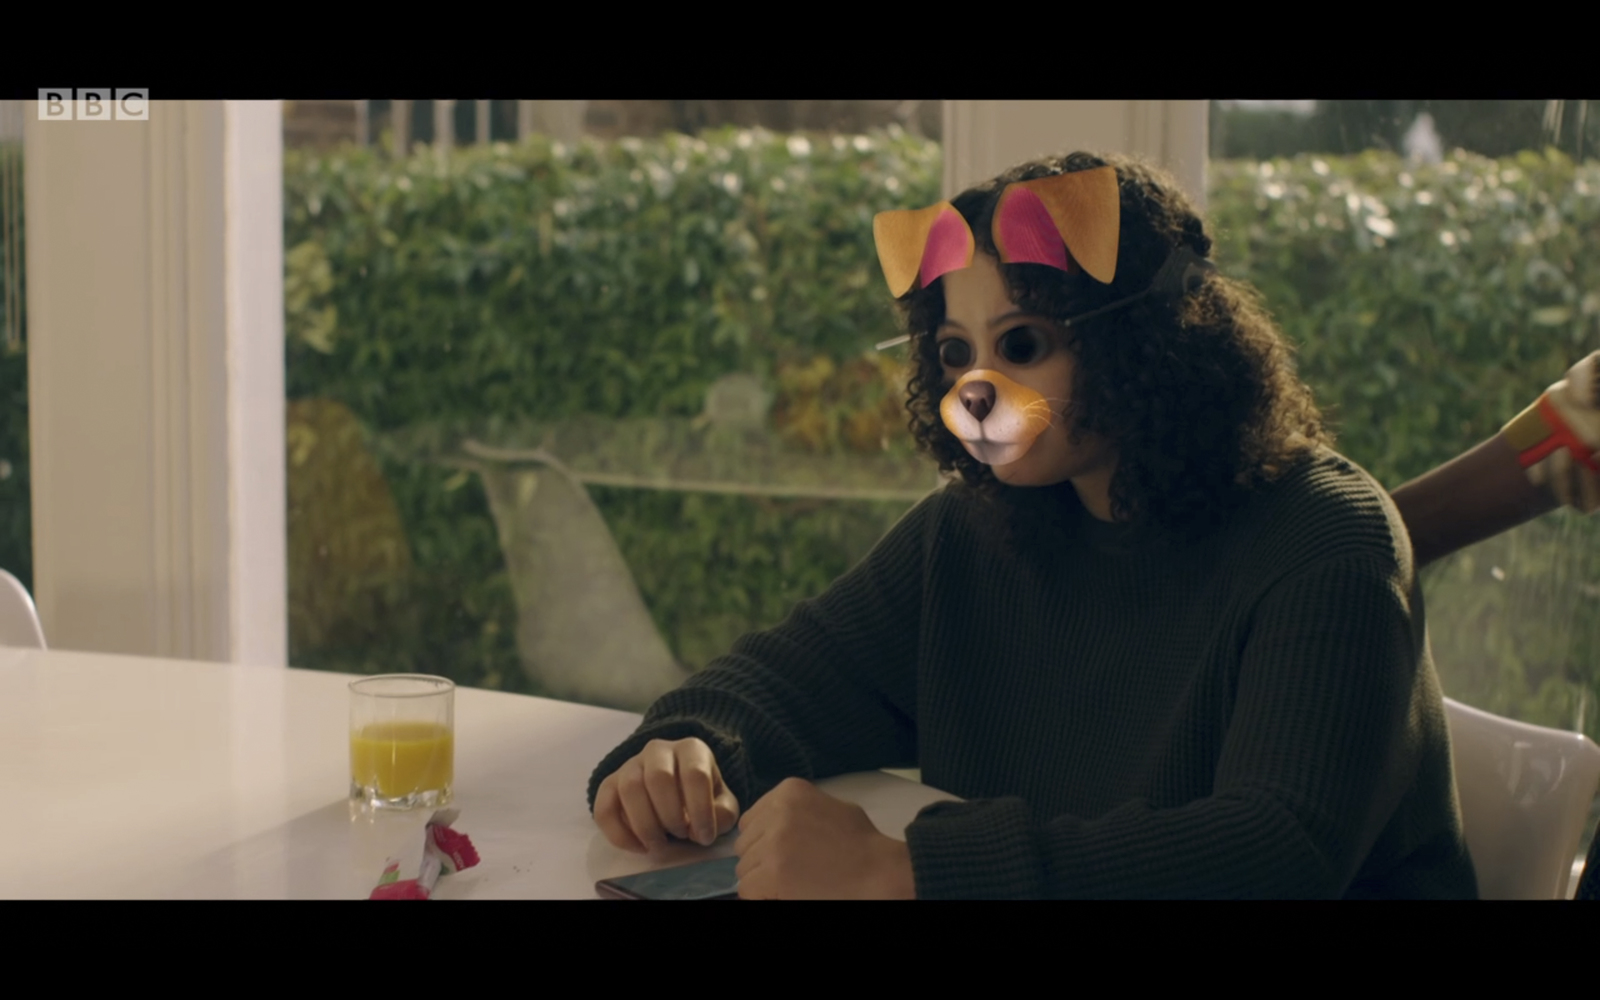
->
[959, 381, 996, 422]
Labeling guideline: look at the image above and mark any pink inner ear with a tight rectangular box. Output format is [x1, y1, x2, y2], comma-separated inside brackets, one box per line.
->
[995, 187, 1071, 273]
[918, 207, 974, 289]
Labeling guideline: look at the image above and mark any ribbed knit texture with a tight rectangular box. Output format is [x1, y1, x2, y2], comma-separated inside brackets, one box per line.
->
[587, 448, 1478, 898]
[1577, 830, 1600, 900]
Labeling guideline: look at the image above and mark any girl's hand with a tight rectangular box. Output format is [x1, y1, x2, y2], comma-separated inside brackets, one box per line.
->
[733, 778, 916, 899]
[593, 738, 740, 852]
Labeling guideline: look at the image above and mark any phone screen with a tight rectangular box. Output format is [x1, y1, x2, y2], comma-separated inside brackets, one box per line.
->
[595, 856, 740, 900]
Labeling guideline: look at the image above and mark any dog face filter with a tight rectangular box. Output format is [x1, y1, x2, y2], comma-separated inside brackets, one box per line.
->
[873, 166, 1215, 472]
[874, 168, 1118, 470]
[934, 255, 1074, 472]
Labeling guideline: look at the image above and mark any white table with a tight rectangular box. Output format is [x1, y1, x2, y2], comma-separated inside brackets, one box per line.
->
[0, 647, 958, 899]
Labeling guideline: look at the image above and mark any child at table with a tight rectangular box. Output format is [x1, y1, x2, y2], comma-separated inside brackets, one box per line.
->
[587, 150, 1478, 898]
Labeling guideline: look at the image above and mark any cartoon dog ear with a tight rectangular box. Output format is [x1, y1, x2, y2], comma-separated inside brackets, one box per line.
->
[873, 202, 975, 298]
[872, 166, 1119, 298]
[1000, 166, 1121, 284]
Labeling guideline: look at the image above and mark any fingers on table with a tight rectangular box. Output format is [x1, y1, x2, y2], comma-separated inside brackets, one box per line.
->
[616, 755, 672, 850]
[597, 738, 740, 851]
[676, 740, 721, 845]
[593, 774, 647, 853]
[713, 784, 741, 838]
[641, 746, 694, 842]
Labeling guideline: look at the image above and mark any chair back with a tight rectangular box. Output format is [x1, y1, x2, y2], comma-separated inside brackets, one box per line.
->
[0, 569, 45, 650]
[1444, 697, 1600, 899]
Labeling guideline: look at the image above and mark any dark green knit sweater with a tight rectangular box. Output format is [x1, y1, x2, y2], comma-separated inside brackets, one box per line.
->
[587, 449, 1478, 899]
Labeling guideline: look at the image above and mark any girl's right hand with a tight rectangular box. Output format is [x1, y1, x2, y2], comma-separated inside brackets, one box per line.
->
[592, 738, 741, 852]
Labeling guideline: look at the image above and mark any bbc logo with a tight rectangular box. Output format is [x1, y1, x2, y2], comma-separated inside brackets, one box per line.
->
[38, 89, 149, 122]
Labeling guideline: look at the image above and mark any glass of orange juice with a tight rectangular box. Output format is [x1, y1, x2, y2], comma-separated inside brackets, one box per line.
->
[349, 675, 455, 811]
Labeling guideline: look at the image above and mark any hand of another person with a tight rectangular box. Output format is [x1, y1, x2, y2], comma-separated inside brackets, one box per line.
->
[1522, 351, 1600, 514]
[592, 738, 740, 853]
[1528, 445, 1600, 513]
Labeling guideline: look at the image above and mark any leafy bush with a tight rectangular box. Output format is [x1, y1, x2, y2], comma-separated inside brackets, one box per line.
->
[282, 128, 940, 693]
[1207, 148, 1600, 738]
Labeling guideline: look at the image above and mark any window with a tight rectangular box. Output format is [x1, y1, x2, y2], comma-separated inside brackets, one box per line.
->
[0, 100, 29, 596]
[1208, 99, 1600, 878]
[283, 100, 942, 712]
[351, 101, 563, 152]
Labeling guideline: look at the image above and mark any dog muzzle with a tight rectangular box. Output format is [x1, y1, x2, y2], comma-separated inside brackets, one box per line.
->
[940, 369, 1055, 467]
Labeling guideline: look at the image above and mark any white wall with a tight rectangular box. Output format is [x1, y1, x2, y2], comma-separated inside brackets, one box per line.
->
[25, 100, 285, 666]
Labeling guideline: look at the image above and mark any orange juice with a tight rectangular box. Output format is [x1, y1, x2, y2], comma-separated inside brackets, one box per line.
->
[350, 721, 453, 798]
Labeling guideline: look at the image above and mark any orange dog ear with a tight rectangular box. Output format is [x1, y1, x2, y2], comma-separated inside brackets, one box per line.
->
[1003, 167, 1120, 284]
[873, 203, 975, 298]
[872, 166, 1119, 299]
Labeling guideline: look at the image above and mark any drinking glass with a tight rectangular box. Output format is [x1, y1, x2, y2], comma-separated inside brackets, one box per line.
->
[349, 675, 455, 810]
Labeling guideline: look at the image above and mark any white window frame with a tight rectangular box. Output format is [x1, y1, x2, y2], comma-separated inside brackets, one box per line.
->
[25, 100, 285, 666]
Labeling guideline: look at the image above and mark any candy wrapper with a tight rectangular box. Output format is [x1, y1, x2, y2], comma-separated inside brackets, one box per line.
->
[369, 809, 481, 900]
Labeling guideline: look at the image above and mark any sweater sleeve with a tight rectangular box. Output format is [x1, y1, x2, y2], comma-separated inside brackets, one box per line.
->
[586, 490, 937, 814]
[904, 550, 1426, 898]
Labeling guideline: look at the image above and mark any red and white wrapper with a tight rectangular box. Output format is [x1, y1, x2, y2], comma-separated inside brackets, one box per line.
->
[369, 809, 481, 900]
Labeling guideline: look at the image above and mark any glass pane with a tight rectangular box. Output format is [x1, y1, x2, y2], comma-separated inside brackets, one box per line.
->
[453, 100, 475, 147]
[283, 101, 942, 714]
[410, 100, 434, 146]
[489, 101, 518, 143]
[1209, 99, 1600, 883]
[0, 102, 28, 594]
[366, 100, 391, 146]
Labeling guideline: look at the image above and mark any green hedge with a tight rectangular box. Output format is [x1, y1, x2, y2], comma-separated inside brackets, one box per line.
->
[282, 129, 940, 694]
[1206, 148, 1600, 736]
[1210, 148, 1600, 483]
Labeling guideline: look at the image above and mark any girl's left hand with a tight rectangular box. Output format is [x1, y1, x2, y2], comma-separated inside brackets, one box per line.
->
[733, 778, 917, 899]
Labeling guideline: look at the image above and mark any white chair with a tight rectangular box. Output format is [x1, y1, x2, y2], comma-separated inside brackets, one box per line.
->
[1443, 697, 1600, 899]
[0, 569, 46, 649]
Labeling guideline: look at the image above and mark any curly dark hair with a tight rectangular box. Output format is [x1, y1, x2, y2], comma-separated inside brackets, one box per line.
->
[898, 151, 1331, 537]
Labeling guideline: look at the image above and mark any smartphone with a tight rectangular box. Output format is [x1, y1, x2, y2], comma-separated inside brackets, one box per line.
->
[595, 856, 740, 900]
